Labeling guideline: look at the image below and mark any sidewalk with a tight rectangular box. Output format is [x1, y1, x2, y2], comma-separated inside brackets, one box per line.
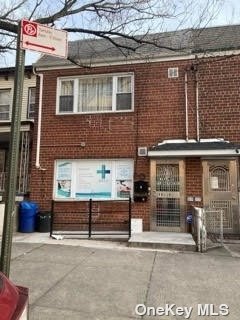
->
[13, 232, 130, 250]
[12, 231, 240, 257]
[5, 232, 240, 319]
[10, 233, 240, 320]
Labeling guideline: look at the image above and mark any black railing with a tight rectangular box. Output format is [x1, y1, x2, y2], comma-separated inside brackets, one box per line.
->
[50, 198, 132, 239]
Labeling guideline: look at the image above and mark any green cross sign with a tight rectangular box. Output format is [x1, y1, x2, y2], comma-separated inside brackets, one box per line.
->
[97, 165, 111, 179]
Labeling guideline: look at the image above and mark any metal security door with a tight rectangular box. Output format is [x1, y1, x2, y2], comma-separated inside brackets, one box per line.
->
[150, 160, 185, 232]
[203, 159, 239, 234]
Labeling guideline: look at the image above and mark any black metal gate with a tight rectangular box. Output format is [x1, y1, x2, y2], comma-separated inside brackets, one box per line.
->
[50, 198, 132, 238]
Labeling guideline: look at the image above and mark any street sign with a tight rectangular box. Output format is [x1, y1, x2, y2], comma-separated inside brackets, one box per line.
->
[20, 19, 68, 58]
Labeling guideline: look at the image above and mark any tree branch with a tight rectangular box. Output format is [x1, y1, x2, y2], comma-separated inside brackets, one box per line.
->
[0, 20, 18, 34]
[64, 27, 185, 52]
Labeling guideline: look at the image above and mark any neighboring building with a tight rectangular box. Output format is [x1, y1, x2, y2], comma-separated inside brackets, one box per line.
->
[0, 66, 36, 199]
[31, 25, 240, 235]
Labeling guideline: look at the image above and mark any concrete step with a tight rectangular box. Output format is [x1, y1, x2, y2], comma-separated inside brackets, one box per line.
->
[128, 232, 196, 251]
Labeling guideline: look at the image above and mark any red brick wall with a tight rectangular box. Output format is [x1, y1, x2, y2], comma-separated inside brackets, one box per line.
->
[198, 56, 240, 141]
[185, 158, 203, 211]
[30, 55, 240, 230]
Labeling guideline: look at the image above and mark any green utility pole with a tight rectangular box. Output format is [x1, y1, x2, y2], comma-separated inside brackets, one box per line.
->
[0, 22, 25, 276]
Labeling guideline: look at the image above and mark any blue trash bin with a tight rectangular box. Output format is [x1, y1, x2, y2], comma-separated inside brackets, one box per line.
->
[19, 201, 38, 233]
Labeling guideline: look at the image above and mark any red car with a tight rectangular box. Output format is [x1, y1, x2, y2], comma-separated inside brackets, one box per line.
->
[0, 272, 28, 320]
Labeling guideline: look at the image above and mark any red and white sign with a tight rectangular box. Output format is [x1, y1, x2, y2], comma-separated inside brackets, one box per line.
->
[20, 19, 68, 58]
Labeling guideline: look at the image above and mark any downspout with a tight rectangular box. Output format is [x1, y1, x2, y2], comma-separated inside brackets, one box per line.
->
[33, 68, 45, 170]
[195, 66, 200, 141]
[184, 70, 189, 142]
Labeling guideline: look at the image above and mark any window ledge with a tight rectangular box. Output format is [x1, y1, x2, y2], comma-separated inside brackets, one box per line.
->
[56, 109, 134, 116]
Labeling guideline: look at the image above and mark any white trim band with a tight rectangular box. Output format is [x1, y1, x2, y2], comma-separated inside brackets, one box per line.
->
[148, 149, 240, 157]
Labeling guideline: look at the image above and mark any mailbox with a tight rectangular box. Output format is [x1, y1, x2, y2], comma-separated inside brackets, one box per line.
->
[134, 180, 149, 202]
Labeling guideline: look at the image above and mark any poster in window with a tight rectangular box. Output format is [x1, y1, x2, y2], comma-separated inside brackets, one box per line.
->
[56, 162, 72, 198]
[75, 161, 112, 199]
[116, 180, 132, 198]
[116, 162, 133, 180]
[57, 161, 72, 180]
[211, 176, 219, 189]
[57, 180, 71, 198]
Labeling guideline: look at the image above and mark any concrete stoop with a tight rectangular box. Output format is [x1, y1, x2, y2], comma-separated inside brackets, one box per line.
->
[128, 232, 196, 251]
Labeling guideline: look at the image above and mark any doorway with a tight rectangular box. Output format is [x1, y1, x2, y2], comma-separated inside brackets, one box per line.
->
[150, 159, 185, 232]
[202, 159, 239, 234]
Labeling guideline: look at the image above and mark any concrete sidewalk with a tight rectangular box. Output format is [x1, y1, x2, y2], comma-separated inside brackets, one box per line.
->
[2, 233, 239, 319]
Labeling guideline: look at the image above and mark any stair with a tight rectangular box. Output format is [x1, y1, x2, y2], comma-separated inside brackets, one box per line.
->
[128, 232, 196, 251]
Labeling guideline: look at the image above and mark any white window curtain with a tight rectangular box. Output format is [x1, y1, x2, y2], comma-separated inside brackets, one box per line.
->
[117, 76, 131, 93]
[116, 76, 132, 110]
[61, 80, 73, 95]
[59, 80, 74, 112]
[78, 77, 112, 112]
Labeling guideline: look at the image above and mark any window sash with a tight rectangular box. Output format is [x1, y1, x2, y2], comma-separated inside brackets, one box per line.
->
[27, 87, 36, 119]
[0, 90, 10, 121]
[59, 80, 74, 113]
[78, 77, 112, 112]
[57, 74, 133, 114]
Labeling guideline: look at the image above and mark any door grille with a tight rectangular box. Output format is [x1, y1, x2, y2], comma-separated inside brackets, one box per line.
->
[209, 165, 229, 191]
[155, 162, 181, 228]
[156, 164, 179, 192]
[155, 198, 180, 227]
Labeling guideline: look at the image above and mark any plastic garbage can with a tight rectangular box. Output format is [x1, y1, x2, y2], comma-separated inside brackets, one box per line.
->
[19, 201, 38, 233]
[36, 211, 51, 232]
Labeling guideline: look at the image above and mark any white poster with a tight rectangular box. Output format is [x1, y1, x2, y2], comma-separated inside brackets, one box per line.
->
[55, 159, 133, 200]
[116, 162, 133, 180]
[211, 176, 219, 189]
[56, 161, 72, 198]
[75, 161, 112, 199]
[116, 180, 132, 198]
[57, 161, 72, 180]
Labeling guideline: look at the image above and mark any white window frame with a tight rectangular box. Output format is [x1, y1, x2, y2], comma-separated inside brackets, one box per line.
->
[53, 159, 134, 201]
[0, 89, 11, 121]
[27, 87, 36, 119]
[56, 73, 134, 115]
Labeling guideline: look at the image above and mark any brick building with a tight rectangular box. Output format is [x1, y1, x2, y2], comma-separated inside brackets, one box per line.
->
[31, 25, 240, 235]
[0, 66, 36, 198]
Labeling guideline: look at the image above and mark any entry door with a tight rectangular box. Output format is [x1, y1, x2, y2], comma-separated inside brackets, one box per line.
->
[203, 159, 239, 234]
[150, 160, 185, 232]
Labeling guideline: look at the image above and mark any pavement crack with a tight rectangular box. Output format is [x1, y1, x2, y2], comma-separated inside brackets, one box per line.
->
[11, 243, 45, 261]
[31, 249, 95, 308]
[223, 244, 240, 258]
[141, 251, 157, 319]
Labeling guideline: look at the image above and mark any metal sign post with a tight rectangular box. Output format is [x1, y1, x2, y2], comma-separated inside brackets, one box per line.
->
[0, 19, 67, 276]
[0, 22, 25, 276]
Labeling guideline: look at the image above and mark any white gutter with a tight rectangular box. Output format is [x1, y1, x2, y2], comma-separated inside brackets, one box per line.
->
[195, 68, 200, 141]
[35, 49, 240, 72]
[148, 149, 240, 157]
[184, 71, 189, 141]
[33, 69, 45, 170]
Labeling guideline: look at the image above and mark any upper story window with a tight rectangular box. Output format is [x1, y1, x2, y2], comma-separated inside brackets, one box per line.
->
[0, 89, 10, 121]
[59, 80, 74, 113]
[27, 87, 36, 119]
[57, 73, 134, 114]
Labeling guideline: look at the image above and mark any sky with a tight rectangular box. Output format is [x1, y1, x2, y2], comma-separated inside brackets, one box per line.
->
[1, 0, 240, 68]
